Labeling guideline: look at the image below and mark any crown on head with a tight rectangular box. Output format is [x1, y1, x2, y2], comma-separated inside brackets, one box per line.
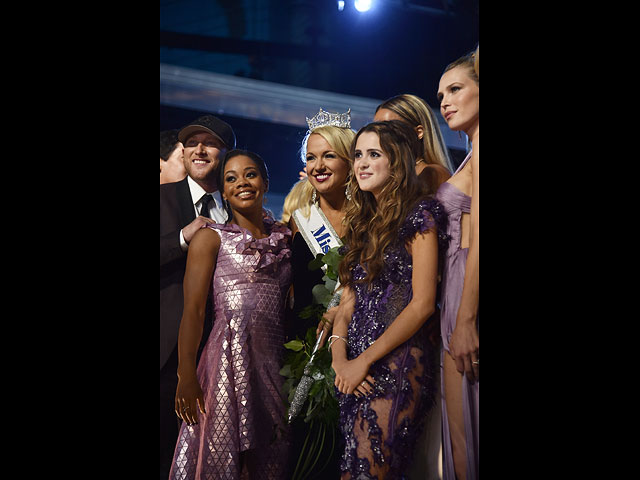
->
[306, 108, 351, 132]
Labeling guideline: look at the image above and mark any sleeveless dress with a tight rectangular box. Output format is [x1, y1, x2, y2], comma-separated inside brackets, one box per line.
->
[434, 152, 479, 480]
[337, 198, 448, 480]
[169, 216, 292, 480]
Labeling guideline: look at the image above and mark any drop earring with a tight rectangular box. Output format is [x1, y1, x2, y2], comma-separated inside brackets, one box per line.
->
[311, 188, 317, 204]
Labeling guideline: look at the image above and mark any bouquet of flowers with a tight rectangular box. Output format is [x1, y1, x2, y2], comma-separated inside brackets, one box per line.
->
[280, 246, 343, 479]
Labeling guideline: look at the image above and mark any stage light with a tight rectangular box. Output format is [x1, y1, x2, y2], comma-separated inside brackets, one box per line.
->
[354, 0, 372, 12]
[337, 0, 345, 11]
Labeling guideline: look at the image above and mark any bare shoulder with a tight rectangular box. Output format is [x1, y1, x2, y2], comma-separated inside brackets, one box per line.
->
[190, 226, 222, 254]
[447, 160, 473, 196]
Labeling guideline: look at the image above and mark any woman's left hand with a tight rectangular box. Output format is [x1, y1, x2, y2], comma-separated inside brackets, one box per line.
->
[333, 356, 375, 397]
[449, 320, 479, 382]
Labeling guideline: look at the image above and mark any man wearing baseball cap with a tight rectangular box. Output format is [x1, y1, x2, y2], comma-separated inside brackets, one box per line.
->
[159, 114, 236, 478]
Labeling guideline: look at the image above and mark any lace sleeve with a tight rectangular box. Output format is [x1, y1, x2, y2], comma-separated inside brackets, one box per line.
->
[398, 198, 449, 251]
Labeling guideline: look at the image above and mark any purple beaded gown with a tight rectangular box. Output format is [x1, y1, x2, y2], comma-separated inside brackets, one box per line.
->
[434, 152, 479, 480]
[169, 216, 292, 480]
[337, 198, 447, 480]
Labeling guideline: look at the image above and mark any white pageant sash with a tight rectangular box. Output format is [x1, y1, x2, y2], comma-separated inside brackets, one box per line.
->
[292, 204, 344, 308]
[292, 204, 343, 258]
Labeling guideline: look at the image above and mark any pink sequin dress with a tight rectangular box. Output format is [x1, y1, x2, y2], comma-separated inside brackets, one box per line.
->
[169, 217, 292, 480]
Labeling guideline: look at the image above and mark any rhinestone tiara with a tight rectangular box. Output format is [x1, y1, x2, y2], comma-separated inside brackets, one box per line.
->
[305, 108, 351, 131]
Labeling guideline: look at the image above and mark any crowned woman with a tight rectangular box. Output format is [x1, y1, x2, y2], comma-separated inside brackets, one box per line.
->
[283, 108, 356, 478]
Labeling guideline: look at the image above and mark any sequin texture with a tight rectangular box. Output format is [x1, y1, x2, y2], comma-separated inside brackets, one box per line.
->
[337, 198, 447, 479]
[169, 217, 292, 480]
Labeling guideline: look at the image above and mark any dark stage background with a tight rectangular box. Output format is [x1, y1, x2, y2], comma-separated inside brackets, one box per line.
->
[160, 0, 479, 217]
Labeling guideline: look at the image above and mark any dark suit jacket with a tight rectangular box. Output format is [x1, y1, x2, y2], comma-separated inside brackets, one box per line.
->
[160, 177, 197, 371]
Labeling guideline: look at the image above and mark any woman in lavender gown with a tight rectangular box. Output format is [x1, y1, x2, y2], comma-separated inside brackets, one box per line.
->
[329, 120, 447, 479]
[169, 149, 291, 479]
[435, 50, 479, 480]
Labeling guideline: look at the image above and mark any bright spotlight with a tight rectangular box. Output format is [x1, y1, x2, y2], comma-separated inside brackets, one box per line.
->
[354, 0, 372, 13]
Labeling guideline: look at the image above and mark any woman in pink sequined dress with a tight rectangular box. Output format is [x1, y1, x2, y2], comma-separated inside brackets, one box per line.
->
[169, 150, 291, 479]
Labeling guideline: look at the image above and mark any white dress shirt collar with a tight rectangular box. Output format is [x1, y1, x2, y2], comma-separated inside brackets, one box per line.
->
[186, 176, 227, 223]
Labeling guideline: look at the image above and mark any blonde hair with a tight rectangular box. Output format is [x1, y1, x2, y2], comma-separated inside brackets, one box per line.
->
[444, 50, 479, 84]
[474, 45, 479, 78]
[300, 125, 356, 168]
[281, 178, 314, 223]
[291, 125, 356, 219]
[375, 94, 453, 174]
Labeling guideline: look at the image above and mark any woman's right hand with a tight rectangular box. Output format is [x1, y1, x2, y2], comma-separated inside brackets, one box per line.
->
[315, 306, 339, 348]
[175, 374, 206, 425]
[333, 355, 375, 397]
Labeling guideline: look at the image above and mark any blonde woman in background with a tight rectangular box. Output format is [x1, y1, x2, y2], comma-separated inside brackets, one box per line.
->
[374, 93, 453, 193]
[280, 177, 312, 225]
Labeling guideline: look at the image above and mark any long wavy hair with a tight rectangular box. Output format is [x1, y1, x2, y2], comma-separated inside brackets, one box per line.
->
[339, 120, 429, 287]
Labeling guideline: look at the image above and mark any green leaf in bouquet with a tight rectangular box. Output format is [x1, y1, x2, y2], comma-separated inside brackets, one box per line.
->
[322, 276, 337, 292]
[323, 268, 338, 281]
[298, 303, 324, 320]
[311, 284, 332, 306]
[308, 379, 323, 398]
[279, 364, 292, 377]
[305, 326, 319, 348]
[293, 362, 307, 379]
[308, 253, 326, 271]
[284, 339, 304, 352]
[322, 246, 343, 272]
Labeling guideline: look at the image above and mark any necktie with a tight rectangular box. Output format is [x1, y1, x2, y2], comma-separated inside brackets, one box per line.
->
[200, 194, 213, 218]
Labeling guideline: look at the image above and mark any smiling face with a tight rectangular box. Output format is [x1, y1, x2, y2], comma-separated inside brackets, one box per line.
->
[437, 65, 479, 135]
[222, 154, 267, 214]
[305, 132, 350, 197]
[182, 131, 227, 188]
[353, 131, 392, 201]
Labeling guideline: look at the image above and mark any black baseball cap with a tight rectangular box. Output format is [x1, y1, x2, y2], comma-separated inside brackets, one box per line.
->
[178, 114, 236, 149]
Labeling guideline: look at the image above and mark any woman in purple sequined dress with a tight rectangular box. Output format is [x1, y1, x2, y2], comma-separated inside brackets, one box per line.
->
[435, 50, 479, 480]
[169, 150, 291, 480]
[330, 121, 447, 479]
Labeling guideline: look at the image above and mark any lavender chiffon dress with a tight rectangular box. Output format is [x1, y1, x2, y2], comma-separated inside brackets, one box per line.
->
[434, 152, 479, 480]
[169, 217, 291, 480]
[337, 198, 448, 480]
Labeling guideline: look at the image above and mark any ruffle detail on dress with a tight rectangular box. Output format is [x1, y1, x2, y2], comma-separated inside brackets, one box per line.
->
[213, 215, 292, 274]
[398, 197, 450, 252]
